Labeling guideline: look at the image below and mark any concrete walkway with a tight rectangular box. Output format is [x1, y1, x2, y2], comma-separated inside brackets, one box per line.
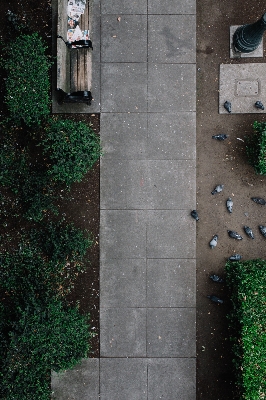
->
[52, 0, 196, 398]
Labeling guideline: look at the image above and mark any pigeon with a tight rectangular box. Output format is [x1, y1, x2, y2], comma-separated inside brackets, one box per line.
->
[228, 230, 243, 240]
[212, 134, 228, 141]
[255, 101, 264, 110]
[211, 184, 224, 195]
[226, 197, 233, 213]
[228, 254, 242, 261]
[210, 274, 224, 283]
[191, 210, 199, 221]
[244, 226, 255, 239]
[224, 101, 232, 113]
[209, 234, 218, 249]
[251, 197, 266, 205]
[259, 225, 266, 238]
[207, 295, 223, 304]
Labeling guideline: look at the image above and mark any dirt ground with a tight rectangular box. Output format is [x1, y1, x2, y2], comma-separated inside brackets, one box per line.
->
[197, 1, 266, 399]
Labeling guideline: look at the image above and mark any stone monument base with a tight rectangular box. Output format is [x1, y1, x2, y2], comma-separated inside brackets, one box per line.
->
[219, 63, 266, 114]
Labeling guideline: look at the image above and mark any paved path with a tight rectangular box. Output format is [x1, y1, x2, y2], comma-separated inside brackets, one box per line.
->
[52, 0, 196, 398]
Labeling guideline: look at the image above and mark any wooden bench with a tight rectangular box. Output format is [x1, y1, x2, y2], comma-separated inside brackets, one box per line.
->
[56, 0, 93, 105]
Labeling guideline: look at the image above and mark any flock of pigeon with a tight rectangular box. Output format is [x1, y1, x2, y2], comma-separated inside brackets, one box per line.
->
[223, 100, 264, 113]
[191, 133, 266, 304]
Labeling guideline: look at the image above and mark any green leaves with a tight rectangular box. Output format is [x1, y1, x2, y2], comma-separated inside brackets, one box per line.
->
[0, 223, 94, 398]
[42, 118, 102, 187]
[2, 32, 51, 127]
[226, 260, 266, 399]
[246, 121, 266, 175]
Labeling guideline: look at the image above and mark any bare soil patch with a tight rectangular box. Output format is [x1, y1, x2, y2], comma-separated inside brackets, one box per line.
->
[197, 1, 266, 398]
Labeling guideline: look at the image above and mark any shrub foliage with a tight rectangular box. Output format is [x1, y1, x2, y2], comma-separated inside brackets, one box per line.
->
[1, 32, 51, 126]
[225, 259, 266, 400]
[246, 121, 266, 175]
[0, 223, 94, 399]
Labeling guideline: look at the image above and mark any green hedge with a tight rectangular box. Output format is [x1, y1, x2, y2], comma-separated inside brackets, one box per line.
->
[225, 259, 266, 400]
[42, 118, 102, 187]
[1, 32, 51, 126]
[246, 121, 266, 175]
[0, 223, 94, 399]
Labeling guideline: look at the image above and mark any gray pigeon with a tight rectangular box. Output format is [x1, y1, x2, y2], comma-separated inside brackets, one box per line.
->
[255, 101, 264, 110]
[228, 230, 243, 240]
[212, 134, 228, 141]
[244, 226, 255, 239]
[207, 295, 223, 304]
[211, 184, 224, 195]
[228, 254, 242, 261]
[259, 225, 266, 238]
[226, 197, 233, 213]
[209, 234, 218, 249]
[191, 210, 199, 221]
[209, 274, 224, 283]
[251, 197, 266, 205]
[224, 101, 231, 113]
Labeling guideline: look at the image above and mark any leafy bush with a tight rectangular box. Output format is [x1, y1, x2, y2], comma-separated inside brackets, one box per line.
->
[0, 299, 91, 400]
[1, 32, 51, 126]
[225, 259, 266, 400]
[246, 121, 266, 175]
[0, 223, 94, 398]
[41, 118, 101, 186]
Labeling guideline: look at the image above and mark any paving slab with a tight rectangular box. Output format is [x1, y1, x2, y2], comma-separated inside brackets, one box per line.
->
[101, 0, 147, 15]
[147, 112, 196, 159]
[146, 210, 196, 258]
[148, 0, 196, 14]
[219, 63, 266, 114]
[100, 210, 146, 260]
[101, 15, 147, 62]
[101, 63, 147, 112]
[100, 308, 146, 357]
[100, 112, 196, 160]
[100, 159, 196, 209]
[100, 258, 146, 307]
[148, 63, 196, 112]
[147, 358, 196, 400]
[100, 358, 147, 400]
[147, 308, 196, 357]
[51, 358, 99, 400]
[100, 113, 148, 159]
[147, 259, 196, 307]
[148, 15, 196, 63]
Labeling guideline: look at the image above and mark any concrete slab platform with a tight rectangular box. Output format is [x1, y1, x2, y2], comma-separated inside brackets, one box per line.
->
[147, 112, 196, 160]
[148, 0, 196, 14]
[100, 210, 146, 259]
[148, 64, 196, 112]
[100, 159, 196, 209]
[100, 308, 146, 356]
[101, 0, 147, 15]
[100, 112, 196, 160]
[147, 308, 196, 357]
[101, 63, 147, 112]
[148, 15, 196, 63]
[146, 210, 196, 259]
[51, 358, 99, 400]
[147, 358, 196, 400]
[229, 25, 263, 59]
[101, 15, 147, 62]
[219, 63, 266, 114]
[100, 358, 147, 400]
[100, 259, 146, 307]
[147, 259, 196, 307]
